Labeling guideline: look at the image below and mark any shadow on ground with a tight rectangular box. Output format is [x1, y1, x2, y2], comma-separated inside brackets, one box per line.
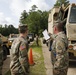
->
[69, 61, 76, 68]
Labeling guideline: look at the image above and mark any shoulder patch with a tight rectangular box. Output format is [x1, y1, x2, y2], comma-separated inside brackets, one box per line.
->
[20, 45, 26, 50]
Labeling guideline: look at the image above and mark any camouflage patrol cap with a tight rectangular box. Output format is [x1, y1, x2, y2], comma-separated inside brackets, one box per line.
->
[53, 20, 64, 31]
[19, 23, 27, 27]
[18, 23, 28, 33]
[53, 20, 61, 27]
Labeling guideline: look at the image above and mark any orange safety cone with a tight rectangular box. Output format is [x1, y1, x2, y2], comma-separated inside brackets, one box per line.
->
[29, 48, 34, 65]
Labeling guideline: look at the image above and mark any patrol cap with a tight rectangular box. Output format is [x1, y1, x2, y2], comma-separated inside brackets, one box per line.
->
[19, 23, 27, 27]
[53, 20, 61, 27]
[53, 20, 64, 31]
[18, 23, 28, 33]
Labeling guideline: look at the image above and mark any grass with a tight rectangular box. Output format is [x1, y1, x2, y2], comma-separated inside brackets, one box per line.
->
[5, 39, 46, 75]
[29, 39, 46, 75]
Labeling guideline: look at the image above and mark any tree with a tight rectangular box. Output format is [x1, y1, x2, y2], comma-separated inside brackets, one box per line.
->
[30, 5, 38, 12]
[0, 24, 2, 28]
[26, 11, 41, 34]
[20, 10, 28, 24]
[4, 24, 8, 28]
[54, 0, 69, 7]
[0, 24, 18, 36]
[19, 5, 48, 36]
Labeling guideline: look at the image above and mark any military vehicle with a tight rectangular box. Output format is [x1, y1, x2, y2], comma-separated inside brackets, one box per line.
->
[0, 34, 9, 60]
[8, 34, 19, 48]
[28, 33, 34, 42]
[48, 3, 76, 61]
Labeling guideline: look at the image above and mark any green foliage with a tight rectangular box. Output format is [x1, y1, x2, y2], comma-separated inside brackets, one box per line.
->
[20, 10, 28, 24]
[54, 0, 69, 7]
[19, 5, 48, 36]
[30, 5, 38, 12]
[0, 24, 18, 36]
[26, 11, 41, 34]
[40, 11, 48, 30]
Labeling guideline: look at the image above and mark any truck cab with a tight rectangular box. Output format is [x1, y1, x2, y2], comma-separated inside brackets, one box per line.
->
[61, 3, 76, 61]
[48, 3, 76, 61]
[8, 34, 19, 49]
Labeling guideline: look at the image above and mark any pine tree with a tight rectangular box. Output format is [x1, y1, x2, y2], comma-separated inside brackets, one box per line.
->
[20, 10, 28, 24]
[54, 0, 69, 7]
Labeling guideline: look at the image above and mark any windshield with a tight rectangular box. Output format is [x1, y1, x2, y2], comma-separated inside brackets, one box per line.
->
[69, 6, 76, 23]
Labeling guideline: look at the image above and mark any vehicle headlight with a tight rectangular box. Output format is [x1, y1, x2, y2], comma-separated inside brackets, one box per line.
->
[10, 41, 12, 42]
[73, 45, 76, 50]
[29, 37, 32, 39]
[68, 45, 73, 50]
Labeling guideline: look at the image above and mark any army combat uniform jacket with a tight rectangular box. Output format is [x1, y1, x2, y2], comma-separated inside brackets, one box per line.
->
[10, 36, 29, 75]
[51, 32, 69, 75]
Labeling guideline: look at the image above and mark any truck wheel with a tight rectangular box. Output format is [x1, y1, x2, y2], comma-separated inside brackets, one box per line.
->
[2, 45, 9, 60]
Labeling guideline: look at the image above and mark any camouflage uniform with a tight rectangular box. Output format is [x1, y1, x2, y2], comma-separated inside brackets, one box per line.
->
[51, 32, 69, 75]
[10, 36, 29, 75]
[0, 39, 3, 75]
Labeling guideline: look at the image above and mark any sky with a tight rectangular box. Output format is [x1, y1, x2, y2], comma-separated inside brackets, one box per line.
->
[0, 0, 76, 28]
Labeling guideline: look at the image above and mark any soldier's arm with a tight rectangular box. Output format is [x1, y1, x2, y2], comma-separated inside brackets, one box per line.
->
[54, 39, 66, 69]
[19, 42, 29, 73]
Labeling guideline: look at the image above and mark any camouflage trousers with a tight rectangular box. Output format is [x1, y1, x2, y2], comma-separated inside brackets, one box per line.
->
[53, 68, 68, 75]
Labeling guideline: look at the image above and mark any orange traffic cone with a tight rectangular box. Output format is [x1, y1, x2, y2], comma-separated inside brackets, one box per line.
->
[29, 48, 34, 65]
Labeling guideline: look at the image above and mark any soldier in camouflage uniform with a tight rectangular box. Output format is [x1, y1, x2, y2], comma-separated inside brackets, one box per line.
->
[36, 34, 39, 46]
[51, 22, 69, 75]
[10, 24, 29, 75]
[0, 38, 3, 75]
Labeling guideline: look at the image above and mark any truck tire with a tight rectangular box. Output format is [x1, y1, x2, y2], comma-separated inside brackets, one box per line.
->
[2, 45, 9, 60]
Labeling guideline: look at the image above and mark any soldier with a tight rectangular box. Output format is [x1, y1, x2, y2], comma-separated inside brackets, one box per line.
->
[10, 24, 29, 75]
[51, 21, 69, 75]
[0, 38, 3, 75]
[36, 34, 39, 46]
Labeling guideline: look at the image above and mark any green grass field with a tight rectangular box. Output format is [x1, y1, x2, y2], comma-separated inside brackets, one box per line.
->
[29, 40, 46, 75]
